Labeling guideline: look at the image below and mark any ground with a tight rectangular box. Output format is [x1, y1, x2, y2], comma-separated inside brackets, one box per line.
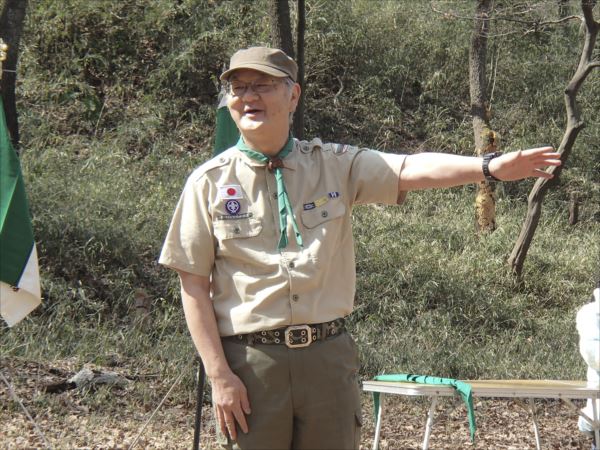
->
[1, 357, 595, 449]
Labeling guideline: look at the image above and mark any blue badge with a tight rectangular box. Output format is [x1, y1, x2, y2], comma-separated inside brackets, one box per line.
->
[303, 202, 316, 210]
[225, 199, 241, 215]
[328, 191, 340, 198]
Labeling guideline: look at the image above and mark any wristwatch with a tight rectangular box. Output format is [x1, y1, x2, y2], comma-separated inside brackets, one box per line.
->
[482, 152, 502, 182]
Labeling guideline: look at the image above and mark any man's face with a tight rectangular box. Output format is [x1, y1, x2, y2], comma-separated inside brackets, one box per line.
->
[226, 69, 300, 139]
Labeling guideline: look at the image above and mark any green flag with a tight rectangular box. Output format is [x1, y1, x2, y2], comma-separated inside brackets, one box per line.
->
[0, 97, 41, 326]
[213, 86, 239, 156]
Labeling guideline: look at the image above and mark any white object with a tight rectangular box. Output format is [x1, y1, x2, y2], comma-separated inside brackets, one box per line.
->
[577, 287, 600, 436]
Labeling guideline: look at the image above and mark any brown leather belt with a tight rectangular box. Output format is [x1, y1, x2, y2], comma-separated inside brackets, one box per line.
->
[225, 318, 345, 348]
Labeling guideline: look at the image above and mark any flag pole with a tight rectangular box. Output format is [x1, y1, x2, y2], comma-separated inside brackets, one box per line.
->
[1, 371, 52, 449]
[192, 356, 206, 450]
[0, 38, 7, 79]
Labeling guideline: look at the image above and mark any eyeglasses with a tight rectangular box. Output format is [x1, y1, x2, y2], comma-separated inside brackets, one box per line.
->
[226, 79, 284, 97]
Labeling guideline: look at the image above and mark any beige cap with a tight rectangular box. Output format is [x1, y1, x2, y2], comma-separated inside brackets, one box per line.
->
[220, 47, 297, 82]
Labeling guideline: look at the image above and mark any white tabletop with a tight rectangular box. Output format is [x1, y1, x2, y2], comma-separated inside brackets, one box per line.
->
[362, 379, 600, 400]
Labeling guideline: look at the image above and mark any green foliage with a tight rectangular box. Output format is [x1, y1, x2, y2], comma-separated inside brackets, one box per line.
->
[350, 191, 599, 379]
[2, 0, 598, 387]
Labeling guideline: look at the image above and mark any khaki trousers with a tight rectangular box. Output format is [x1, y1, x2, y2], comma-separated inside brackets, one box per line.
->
[216, 331, 362, 450]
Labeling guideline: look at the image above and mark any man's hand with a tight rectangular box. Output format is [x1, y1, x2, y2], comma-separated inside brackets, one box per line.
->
[398, 145, 562, 193]
[176, 270, 252, 440]
[212, 370, 251, 440]
[489, 146, 561, 181]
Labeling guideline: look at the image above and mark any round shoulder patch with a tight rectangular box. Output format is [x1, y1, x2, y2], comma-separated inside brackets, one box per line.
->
[299, 141, 312, 154]
[333, 144, 349, 155]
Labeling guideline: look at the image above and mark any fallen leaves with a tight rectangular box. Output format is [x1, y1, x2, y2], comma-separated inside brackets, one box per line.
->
[1, 357, 596, 449]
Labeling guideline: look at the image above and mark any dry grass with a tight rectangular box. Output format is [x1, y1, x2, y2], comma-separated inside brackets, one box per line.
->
[1, 357, 595, 449]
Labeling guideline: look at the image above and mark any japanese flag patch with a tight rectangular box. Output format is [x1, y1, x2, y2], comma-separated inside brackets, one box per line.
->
[218, 185, 243, 199]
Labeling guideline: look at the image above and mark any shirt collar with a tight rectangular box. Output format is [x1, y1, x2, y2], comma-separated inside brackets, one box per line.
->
[237, 139, 298, 171]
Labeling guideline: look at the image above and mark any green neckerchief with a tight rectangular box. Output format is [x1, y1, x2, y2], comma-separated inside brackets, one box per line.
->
[237, 135, 303, 250]
[372, 373, 475, 444]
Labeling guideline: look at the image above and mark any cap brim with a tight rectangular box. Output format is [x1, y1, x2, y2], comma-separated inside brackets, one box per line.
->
[220, 63, 292, 81]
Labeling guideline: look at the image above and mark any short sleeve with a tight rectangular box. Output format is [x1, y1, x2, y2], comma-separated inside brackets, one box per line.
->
[159, 174, 215, 276]
[348, 149, 406, 205]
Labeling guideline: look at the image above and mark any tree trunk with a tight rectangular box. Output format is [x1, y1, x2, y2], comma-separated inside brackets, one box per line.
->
[568, 192, 579, 225]
[469, 0, 497, 233]
[268, 0, 295, 58]
[508, 0, 599, 277]
[293, 0, 306, 139]
[0, 0, 27, 151]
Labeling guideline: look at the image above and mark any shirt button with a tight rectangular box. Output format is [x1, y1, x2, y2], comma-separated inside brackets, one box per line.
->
[288, 262, 295, 269]
[292, 294, 299, 302]
[272, 192, 278, 199]
[233, 227, 241, 234]
[321, 211, 328, 218]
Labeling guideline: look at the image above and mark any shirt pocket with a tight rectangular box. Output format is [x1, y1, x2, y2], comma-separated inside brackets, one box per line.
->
[213, 218, 263, 240]
[300, 199, 346, 229]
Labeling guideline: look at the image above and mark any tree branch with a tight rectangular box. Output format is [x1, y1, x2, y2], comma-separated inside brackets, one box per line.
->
[508, 0, 599, 277]
[582, 0, 599, 31]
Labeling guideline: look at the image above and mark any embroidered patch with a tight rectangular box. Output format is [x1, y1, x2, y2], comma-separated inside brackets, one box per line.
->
[218, 185, 243, 199]
[225, 199, 241, 215]
[217, 212, 253, 221]
[303, 202, 316, 211]
[328, 191, 340, 199]
[314, 196, 329, 208]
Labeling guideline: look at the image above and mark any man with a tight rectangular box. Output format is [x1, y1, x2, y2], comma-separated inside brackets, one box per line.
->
[159, 46, 561, 449]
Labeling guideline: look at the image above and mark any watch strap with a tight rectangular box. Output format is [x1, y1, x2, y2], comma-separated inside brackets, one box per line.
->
[482, 152, 502, 182]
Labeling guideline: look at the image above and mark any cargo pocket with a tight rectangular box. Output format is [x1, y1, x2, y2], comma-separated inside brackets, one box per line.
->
[354, 409, 363, 449]
[300, 199, 346, 229]
[213, 218, 263, 260]
[213, 218, 262, 240]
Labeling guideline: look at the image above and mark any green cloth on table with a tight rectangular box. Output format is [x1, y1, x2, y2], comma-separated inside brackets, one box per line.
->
[372, 373, 476, 443]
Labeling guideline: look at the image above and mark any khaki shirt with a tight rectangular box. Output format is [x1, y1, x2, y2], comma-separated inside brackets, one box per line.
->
[159, 138, 406, 336]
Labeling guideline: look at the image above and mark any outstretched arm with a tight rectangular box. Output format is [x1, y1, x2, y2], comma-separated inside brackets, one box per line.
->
[398, 146, 561, 193]
[178, 270, 251, 440]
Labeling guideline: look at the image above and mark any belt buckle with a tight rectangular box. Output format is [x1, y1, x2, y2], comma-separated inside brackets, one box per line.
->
[284, 325, 312, 348]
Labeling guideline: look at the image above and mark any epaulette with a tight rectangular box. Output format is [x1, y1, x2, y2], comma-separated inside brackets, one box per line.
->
[191, 151, 232, 182]
[298, 137, 323, 154]
[298, 138, 354, 157]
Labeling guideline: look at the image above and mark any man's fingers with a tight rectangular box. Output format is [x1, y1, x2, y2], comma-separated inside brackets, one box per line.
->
[523, 146, 555, 155]
[241, 391, 251, 415]
[533, 155, 561, 164]
[534, 168, 554, 179]
[217, 407, 227, 436]
[233, 407, 249, 434]
[217, 406, 240, 440]
[226, 416, 237, 440]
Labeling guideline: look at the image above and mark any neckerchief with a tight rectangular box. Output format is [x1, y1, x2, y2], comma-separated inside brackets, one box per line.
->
[237, 135, 303, 250]
[372, 373, 476, 444]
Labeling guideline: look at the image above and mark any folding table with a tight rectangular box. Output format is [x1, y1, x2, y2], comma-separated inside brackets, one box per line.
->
[363, 379, 600, 450]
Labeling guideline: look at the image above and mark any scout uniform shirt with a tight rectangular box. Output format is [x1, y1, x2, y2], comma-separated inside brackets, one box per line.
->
[159, 138, 406, 336]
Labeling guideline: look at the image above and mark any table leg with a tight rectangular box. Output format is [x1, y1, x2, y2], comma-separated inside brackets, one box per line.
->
[373, 393, 384, 450]
[592, 398, 600, 447]
[422, 396, 438, 450]
[528, 397, 542, 450]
